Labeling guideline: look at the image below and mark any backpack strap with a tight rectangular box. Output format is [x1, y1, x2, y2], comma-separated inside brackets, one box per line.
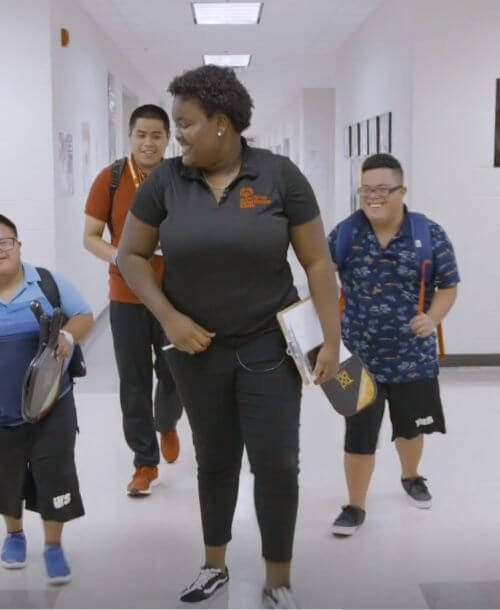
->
[35, 268, 87, 377]
[333, 209, 364, 272]
[328, 210, 364, 314]
[35, 267, 61, 309]
[408, 212, 433, 283]
[409, 212, 445, 360]
[108, 157, 127, 235]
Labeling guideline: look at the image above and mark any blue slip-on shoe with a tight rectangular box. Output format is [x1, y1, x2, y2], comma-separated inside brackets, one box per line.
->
[1, 532, 27, 569]
[43, 544, 72, 585]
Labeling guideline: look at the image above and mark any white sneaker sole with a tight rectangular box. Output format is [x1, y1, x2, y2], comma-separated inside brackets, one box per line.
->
[180, 579, 228, 604]
[48, 573, 72, 585]
[407, 496, 432, 509]
[262, 588, 298, 609]
[1, 559, 26, 569]
[127, 478, 160, 496]
[332, 524, 359, 536]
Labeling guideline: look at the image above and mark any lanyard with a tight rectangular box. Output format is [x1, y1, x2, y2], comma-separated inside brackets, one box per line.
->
[127, 154, 146, 189]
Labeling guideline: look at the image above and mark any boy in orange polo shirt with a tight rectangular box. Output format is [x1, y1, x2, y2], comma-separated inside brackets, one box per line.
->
[84, 105, 182, 496]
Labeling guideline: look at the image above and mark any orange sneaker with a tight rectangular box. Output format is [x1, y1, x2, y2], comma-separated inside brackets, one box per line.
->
[160, 429, 180, 463]
[127, 465, 159, 496]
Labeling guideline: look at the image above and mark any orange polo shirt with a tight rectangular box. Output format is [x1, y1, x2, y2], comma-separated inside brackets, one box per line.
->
[85, 162, 164, 304]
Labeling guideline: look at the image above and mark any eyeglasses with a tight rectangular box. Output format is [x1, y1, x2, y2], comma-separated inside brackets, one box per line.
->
[0, 237, 17, 252]
[357, 185, 402, 198]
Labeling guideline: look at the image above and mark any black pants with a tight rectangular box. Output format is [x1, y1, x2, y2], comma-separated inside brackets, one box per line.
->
[0, 391, 84, 522]
[166, 329, 302, 562]
[110, 301, 183, 467]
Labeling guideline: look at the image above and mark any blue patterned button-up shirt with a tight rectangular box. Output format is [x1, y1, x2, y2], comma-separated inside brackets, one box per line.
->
[328, 209, 460, 383]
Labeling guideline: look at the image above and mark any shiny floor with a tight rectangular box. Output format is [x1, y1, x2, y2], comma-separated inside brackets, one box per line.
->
[1, 323, 499, 609]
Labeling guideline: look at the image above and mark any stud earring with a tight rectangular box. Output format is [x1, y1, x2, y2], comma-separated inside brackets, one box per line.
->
[217, 131, 223, 137]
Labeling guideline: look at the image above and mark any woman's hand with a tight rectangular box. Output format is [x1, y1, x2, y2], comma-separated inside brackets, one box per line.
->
[312, 343, 339, 385]
[163, 310, 215, 355]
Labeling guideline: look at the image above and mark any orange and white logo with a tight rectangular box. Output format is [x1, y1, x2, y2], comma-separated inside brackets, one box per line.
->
[240, 187, 272, 209]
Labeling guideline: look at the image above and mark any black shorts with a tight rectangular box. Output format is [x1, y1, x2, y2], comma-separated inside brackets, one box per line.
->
[344, 376, 446, 455]
[0, 391, 84, 522]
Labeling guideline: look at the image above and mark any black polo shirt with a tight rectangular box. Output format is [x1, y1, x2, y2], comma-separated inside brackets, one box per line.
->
[131, 139, 320, 340]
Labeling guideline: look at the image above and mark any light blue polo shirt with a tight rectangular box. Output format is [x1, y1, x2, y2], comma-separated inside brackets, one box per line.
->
[0, 263, 92, 426]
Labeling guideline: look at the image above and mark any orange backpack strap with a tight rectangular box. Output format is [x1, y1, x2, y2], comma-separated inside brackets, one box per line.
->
[418, 260, 445, 361]
[339, 290, 346, 315]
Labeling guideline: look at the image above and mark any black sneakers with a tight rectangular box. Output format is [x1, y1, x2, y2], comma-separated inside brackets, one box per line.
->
[180, 566, 229, 602]
[401, 476, 432, 508]
[332, 505, 366, 536]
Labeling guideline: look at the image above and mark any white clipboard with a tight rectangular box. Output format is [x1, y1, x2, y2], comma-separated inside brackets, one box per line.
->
[276, 298, 321, 384]
[277, 297, 350, 384]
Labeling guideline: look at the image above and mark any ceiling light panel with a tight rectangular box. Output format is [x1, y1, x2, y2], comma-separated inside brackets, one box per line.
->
[203, 54, 251, 67]
[192, 2, 262, 25]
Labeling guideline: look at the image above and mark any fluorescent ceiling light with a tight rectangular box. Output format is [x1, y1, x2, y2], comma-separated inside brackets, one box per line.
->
[192, 2, 262, 25]
[203, 54, 251, 68]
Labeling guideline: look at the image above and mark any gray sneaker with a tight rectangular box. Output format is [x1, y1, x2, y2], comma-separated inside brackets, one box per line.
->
[332, 505, 366, 536]
[401, 476, 432, 508]
[263, 586, 298, 609]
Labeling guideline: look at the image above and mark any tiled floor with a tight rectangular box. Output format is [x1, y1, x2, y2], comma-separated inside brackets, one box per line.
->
[1, 324, 499, 609]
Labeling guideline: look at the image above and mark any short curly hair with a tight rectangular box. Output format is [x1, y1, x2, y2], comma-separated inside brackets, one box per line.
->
[168, 65, 253, 133]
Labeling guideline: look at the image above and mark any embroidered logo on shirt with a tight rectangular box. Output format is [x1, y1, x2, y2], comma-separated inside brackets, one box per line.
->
[240, 187, 272, 208]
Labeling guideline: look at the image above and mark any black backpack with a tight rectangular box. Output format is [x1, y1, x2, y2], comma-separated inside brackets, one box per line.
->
[35, 267, 87, 378]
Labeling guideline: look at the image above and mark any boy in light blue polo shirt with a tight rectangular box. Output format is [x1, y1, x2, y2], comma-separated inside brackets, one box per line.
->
[0, 214, 93, 584]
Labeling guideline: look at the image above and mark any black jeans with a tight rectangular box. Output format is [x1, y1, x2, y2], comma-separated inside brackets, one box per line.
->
[110, 301, 183, 467]
[166, 329, 302, 562]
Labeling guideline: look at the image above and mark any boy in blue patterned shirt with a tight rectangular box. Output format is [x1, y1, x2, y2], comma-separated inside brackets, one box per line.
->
[328, 154, 459, 535]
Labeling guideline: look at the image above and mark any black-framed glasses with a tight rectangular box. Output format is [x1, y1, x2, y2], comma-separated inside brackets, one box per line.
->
[357, 185, 402, 198]
[0, 237, 17, 252]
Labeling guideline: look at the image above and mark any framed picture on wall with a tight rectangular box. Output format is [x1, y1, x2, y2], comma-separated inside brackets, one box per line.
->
[353, 123, 360, 157]
[359, 120, 368, 156]
[368, 117, 378, 155]
[344, 125, 352, 158]
[379, 112, 392, 153]
[495, 79, 500, 167]
[107, 72, 118, 162]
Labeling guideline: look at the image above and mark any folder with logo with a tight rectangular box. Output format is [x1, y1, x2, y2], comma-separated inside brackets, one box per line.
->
[276, 298, 377, 416]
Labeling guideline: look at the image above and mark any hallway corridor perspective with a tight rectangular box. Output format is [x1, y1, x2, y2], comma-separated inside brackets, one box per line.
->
[1, 322, 499, 610]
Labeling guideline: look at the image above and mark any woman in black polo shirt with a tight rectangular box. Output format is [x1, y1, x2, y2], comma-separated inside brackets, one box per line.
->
[118, 65, 340, 609]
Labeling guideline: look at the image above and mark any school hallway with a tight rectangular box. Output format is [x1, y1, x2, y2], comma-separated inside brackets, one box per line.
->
[1, 321, 499, 610]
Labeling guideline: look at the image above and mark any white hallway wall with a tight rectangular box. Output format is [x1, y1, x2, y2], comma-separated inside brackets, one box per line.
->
[334, 0, 413, 221]
[0, 0, 56, 269]
[262, 0, 498, 354]
[258, 88, 335, 295]
[50, 0, 163, 315]
[336, 0, 500, 354]
[410, 0, 500, 354]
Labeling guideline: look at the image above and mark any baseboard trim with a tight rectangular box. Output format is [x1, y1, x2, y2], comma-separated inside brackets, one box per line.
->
[440, 354, 500, 367]
[80, 315, 500, 369]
